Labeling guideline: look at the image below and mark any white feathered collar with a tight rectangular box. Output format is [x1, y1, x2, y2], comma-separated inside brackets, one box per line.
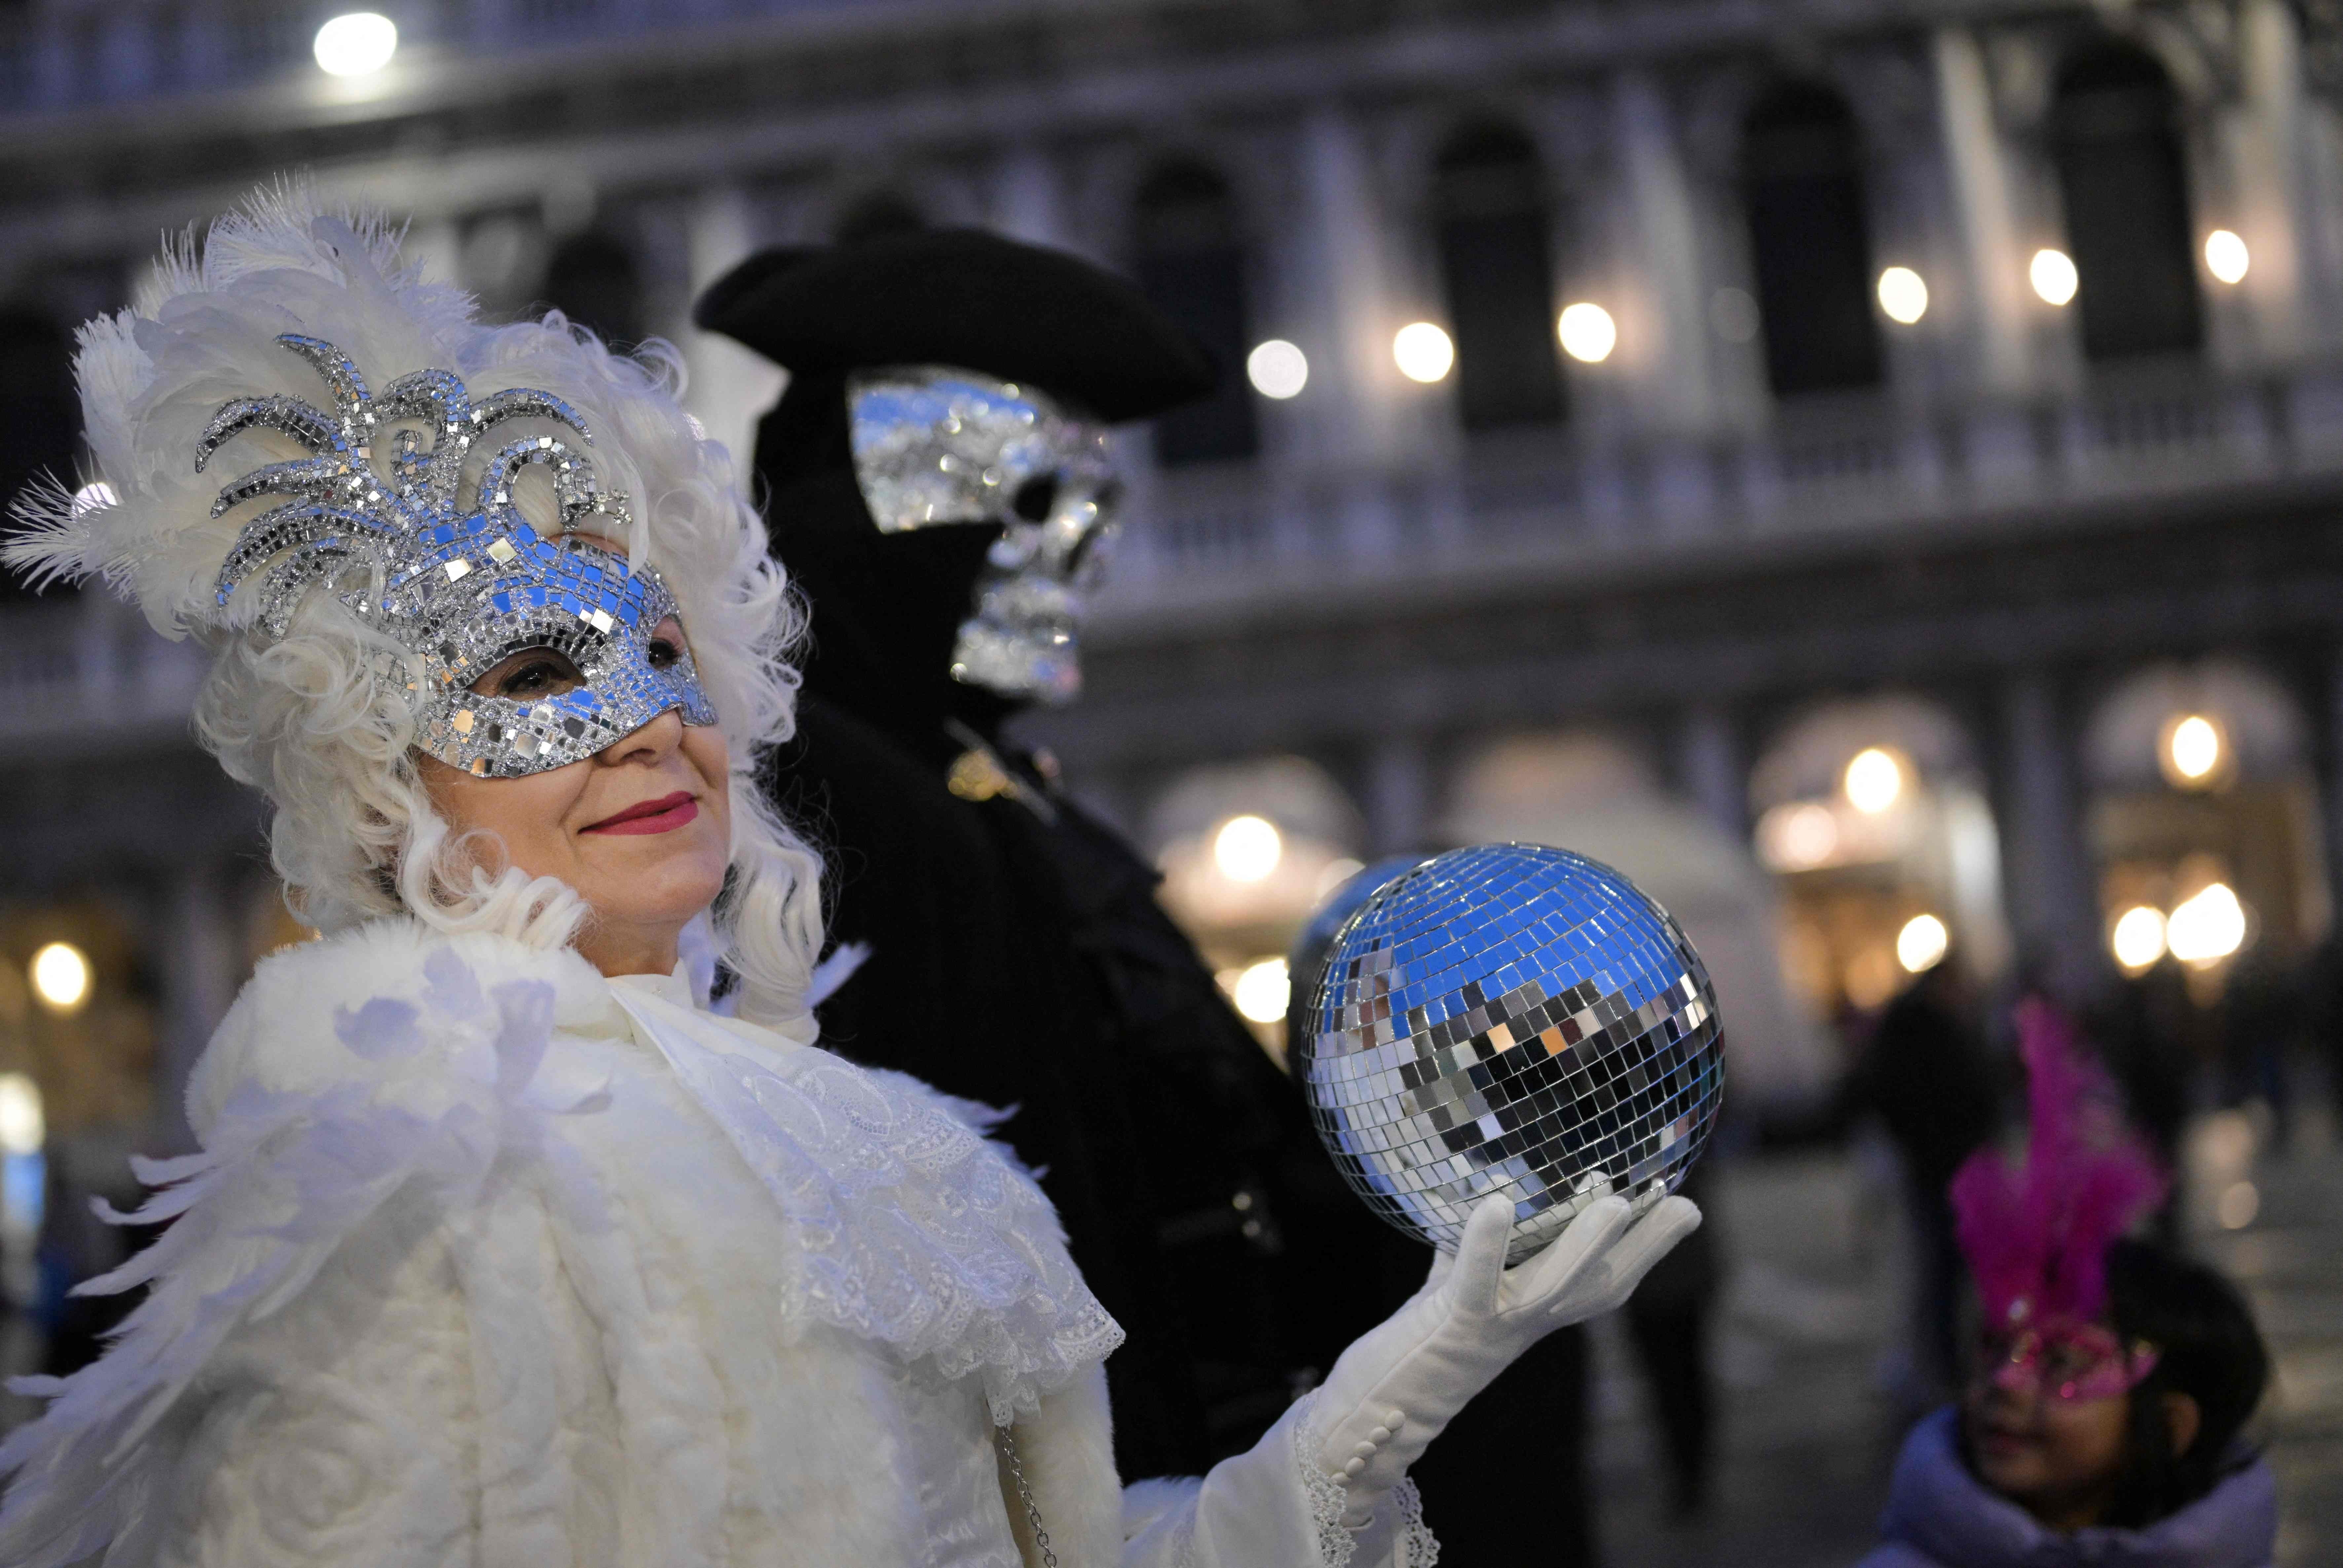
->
[204, 921, 1121, 1419]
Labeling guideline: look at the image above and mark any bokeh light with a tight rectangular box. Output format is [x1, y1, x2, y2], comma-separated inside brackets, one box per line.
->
[1557, 303, 1617, 363]
[1876, 266, 1928, 325]
[2030, 247, 2079, 306]
[1393, 321, 1455, 383]
[314, 13, 398, 76]
[2166, 882, 2247, 966]
[29, 941, 90, 1014]
[2165, 713, 2223, 787]
[1231, 958, 1291, 1024]
[2205, 230, 2250, 285]
[1246, 339, 1308, 399]
[1843, 747, 1905, 815]
[2110, 905, 2168, 972]
[1895, 913, 1949, 973]
[1212, 814, 1283, 883]
[0, 1075, 42, 1156]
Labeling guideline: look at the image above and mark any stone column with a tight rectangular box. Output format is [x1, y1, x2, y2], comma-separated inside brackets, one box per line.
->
[1995, 671, 2102, 999]
[990, 144, 1070, 251]
[1365, 733, 1432, 856]
[2226, 0, 2312, 362]
[1933, 27, 2033, 398]
[1675, 702, 1746, 844]
[152, 865, 238, 1154]
[1294, 107, 1408, 558]
[680, 186, 787, 473]
[1609, 71, 1715, 436]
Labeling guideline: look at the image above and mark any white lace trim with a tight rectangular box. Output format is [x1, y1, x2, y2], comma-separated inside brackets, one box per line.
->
[609, 984, 1124, 1423]
[1290, 1393, 1439, 1568]
[1293, 1394, 1357, 1568]
[1389, 1477, 1438, 1567]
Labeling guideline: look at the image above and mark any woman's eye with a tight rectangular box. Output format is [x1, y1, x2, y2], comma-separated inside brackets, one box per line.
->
[472, 648, 585, 699]
[648, 639, 679, 671]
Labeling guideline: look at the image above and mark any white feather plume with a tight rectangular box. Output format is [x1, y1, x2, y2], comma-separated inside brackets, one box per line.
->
[4, 182, 477, 637]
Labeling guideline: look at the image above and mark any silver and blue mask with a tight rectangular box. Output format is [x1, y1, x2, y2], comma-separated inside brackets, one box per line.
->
[848, 366, 1118, 704]
[200, 333, 717, 778]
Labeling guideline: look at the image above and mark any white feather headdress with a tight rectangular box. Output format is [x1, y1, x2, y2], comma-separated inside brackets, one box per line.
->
[7, 185, 487, 632]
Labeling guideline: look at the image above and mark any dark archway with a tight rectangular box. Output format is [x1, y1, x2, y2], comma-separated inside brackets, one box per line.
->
[538, 231, 646, 349]
[1434, 123, 1565, 432]
[1134, 160, 1256, 465]
[834, 189, 925, 246]
[1742, 82, 1883, 398]
[0, 307, 81, 601]
[2052, 42, 2202, 362]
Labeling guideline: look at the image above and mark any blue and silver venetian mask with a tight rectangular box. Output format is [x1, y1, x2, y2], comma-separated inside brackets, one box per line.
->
[848, 366, 1118, 704]
[200, 333, 716, 778]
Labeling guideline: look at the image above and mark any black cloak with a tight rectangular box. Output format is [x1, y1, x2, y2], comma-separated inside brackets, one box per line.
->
[696, 229, 1394, 1476]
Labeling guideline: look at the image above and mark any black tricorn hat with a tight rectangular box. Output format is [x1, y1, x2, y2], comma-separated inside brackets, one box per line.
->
[692, 228, 1217, 424]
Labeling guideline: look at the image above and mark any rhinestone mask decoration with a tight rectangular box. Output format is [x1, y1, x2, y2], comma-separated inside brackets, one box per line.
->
[1299, 843, 1725, 1264]
[848, 366, 1117, 704]
[201, 333, 717, 778]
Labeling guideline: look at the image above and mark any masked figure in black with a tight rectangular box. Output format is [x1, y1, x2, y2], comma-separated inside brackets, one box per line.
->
[695, 230, 1389, 1479]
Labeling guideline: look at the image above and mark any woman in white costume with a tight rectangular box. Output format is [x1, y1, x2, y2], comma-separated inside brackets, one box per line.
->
[0, 190, 1697, 1568]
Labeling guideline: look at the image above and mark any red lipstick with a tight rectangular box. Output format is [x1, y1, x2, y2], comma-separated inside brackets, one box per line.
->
[582, 790, 698, 836]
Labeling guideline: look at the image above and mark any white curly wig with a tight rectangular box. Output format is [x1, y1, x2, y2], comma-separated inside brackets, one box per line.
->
[6, 185, 825, 1028]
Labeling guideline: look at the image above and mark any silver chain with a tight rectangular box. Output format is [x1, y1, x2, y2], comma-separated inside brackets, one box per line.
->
[993, 1424, 1060, 1568]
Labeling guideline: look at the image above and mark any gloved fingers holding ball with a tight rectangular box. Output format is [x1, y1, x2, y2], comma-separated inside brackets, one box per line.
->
[1450, 1179, 1703, 1331]
[1294, 843, 1726, 1542]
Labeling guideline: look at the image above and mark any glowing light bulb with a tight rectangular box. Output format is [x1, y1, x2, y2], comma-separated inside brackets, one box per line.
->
[1232, 958, 1291, 1024]
[1557, 303, 1617, 364]
[1843, 748, 1905, 815]
[1212, 815, 1283, 883]
[1877, 267, 1929, 325]
[1246, 340, 1308, 399]
[2110, 906, 2168, 972]
[1393, 322, 1455, 383]
[2166, 714, 2222, 785]
[313, 12, 398, 76]
[29, 941, 90, 1013]
[2166, 883, 2247, 967]
[1896, 914, 1950, 973]
[2030, 248, 2078, 307]
[2205, 230, 2250, 285]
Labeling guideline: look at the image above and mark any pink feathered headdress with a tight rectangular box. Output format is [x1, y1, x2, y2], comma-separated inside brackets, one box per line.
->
[1950, 998, 2167, 1329]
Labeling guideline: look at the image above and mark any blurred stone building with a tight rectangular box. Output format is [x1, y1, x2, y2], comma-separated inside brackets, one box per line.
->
[5, 0, 2343, 1175]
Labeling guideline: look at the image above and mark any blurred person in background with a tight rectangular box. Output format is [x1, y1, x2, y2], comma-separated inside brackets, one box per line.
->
[694, 227, 1392, 1478]
[1859, 1005, 2272, 1568]
[1853, 950, 2000, 1407]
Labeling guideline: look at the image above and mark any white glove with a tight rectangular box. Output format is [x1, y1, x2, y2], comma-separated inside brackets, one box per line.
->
[1309, 1180, 1702, 1529]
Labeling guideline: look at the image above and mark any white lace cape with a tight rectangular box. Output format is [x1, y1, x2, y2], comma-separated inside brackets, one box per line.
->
[0, 921, 1122, 1567]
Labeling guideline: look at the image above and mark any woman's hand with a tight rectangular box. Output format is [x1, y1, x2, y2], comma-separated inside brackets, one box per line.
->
[1309, 1181, 1702, 1527]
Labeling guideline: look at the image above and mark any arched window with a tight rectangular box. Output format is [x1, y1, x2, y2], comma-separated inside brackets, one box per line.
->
[1433, 124, 1564, 431]
[2052, 44, 2201, 362]
[1134, 161, 1257, 465]
[0, 307, 81, 601]
[539, 231, 645, 348]
[1742, 83, 1882, 397]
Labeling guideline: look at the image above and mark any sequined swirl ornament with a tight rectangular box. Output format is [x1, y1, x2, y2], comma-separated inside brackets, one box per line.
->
[1297, 844, 1725, 1264]
[201, 334, 716, 777]
[848, 367, 1116, 704]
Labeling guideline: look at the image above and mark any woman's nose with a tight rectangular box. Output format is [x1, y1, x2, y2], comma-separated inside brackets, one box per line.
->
[599, 706, 685, 766]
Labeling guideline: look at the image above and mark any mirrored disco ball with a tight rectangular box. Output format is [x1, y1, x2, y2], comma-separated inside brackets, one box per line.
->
[1297, 843, 1724, 1264]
